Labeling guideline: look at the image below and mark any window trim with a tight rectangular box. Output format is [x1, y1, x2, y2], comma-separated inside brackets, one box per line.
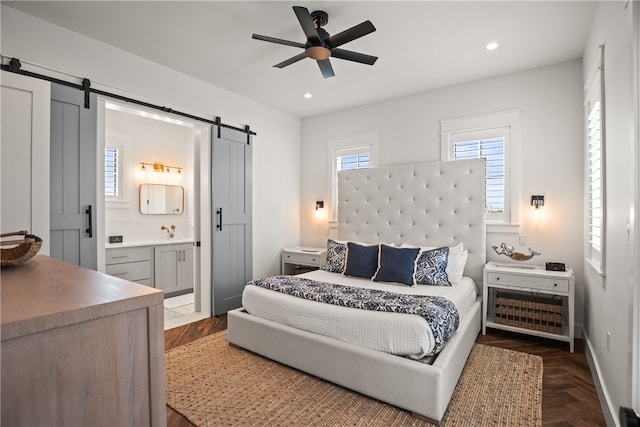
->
[440, 109, 522, 233]
[328, 131, 379, 223]
[584, 45, 606, 277]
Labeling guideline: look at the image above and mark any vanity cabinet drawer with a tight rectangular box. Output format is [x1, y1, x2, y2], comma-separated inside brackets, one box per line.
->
[106, 260, 151, 282]
[106, 247, 153, 284]
[487, 272, 569, 293]
[106, 247, 151, 264]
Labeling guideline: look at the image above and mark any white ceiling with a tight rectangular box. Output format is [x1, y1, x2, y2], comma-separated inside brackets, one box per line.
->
[5, 1, 596, 118]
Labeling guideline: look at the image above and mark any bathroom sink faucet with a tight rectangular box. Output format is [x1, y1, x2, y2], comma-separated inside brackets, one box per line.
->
[161, 225, 176, 238]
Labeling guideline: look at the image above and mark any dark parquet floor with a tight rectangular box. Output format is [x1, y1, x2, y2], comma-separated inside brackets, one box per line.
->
[165, 316, 606, 426]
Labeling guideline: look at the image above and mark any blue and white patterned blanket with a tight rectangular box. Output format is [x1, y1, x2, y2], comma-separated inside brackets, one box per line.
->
[249, 275, 459, 356]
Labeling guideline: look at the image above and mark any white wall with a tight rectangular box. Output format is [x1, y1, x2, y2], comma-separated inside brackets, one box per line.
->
[301, 60, 586, 326]
[1, 5, 301, 278]
[582, 1, 636, 421]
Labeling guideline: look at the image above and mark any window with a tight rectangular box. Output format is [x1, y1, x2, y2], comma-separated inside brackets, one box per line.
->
[584, 45, 606, 275]
[105, 145, 121, 199]
[328, 131, 379, 221]
[338, 152, 370, 171]
[441, 110, 521, 232]
[453, 136, 506, 218]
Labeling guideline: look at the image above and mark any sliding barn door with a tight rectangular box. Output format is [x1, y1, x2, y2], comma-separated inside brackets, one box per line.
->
[0, 72, 51, 254]
[212, 127, 252, 315]
[49, 83, 97, 269]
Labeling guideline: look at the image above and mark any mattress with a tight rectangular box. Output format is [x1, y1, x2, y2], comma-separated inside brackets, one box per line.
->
[242, 270, 478, 359]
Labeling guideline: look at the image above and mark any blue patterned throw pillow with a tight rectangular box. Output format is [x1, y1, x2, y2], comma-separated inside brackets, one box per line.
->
[414, 247, 451, 286]
[373, 244, 420, 286]
[321, 239, 347, 273]
[344, 242, 380, 279]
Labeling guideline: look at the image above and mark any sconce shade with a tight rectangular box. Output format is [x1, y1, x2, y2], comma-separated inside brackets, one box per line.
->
[531, 195, 545, 209]
[315, 201, 324, 210]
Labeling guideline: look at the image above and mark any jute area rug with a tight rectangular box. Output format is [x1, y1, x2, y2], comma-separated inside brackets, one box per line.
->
[165, 332, 542, 426]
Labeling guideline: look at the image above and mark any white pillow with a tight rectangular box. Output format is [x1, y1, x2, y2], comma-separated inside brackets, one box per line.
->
[401, 242, 468, 284]
[446, 246, 468, 284]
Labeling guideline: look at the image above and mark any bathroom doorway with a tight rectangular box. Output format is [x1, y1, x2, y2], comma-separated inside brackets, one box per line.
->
[96, 99, 212, 330]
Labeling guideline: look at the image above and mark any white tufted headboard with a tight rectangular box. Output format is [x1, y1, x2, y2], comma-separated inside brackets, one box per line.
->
[338, 158, 486, 287]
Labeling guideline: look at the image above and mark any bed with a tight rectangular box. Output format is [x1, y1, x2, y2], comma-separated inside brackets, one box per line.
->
[228, 158, 486, 424]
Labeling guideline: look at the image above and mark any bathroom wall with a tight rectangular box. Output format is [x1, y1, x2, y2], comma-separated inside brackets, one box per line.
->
[104, 106, 196, 245]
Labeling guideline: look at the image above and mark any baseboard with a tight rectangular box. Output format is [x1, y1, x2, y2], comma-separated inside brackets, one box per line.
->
[583, 326, 619, 427]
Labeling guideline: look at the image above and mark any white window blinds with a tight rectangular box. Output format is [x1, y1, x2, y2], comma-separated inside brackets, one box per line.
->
[454, 137, 506, 215]
[584, 45, 605, 275]
[338, 153, 370, 171]
[105, 145, 120, 198]
[587, 100, 602, 253]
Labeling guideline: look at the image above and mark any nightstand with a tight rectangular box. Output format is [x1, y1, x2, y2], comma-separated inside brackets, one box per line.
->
[483, 261, 575, 352]
[281, 247, 327, 275]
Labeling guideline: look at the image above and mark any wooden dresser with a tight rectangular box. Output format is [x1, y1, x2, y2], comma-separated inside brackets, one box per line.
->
[1, 255, 166, 426]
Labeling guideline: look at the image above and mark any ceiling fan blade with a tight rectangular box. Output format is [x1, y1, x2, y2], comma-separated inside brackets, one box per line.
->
[274, 52, 307, 69]
[330, 48, 378, 65]
[327, 21, 376, 48]
[317, 59, 335, 79]
[252, 34, 306, 49]
[293, 6, 321, 44]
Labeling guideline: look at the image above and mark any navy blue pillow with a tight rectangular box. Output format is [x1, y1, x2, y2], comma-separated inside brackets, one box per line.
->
[344, 242, 380, 279]
[373, 244, 420, 285]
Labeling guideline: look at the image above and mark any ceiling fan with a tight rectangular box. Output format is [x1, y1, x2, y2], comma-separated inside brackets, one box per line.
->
[252, 6, 378, 79]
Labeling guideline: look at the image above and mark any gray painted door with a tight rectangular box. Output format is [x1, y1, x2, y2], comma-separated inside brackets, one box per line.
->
[49, 83, 97, 269]
[212, 126, 252, 315]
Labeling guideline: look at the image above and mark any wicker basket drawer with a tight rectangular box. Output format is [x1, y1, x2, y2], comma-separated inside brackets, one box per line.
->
[487, 272, 569, 293]
[495, 292, 564, 334]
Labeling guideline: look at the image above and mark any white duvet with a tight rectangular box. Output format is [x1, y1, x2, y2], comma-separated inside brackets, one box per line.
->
[242, 270, 478, 359]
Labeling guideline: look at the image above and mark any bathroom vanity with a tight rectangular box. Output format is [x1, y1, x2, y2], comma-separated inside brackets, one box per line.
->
[105, 240, 194, 297]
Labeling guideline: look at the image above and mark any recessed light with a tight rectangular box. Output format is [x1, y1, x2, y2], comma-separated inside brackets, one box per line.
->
[304, 92, 313, 99]
[486, 42, 499, 51]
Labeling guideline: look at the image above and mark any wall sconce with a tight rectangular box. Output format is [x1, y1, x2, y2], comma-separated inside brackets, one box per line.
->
[315, 200, 325, 219]
[531, 195, 545, 209]
[140, 162, 182, 174]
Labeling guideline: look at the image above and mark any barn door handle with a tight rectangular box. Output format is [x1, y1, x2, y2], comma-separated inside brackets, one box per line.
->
[85, 205, 93, 237]
[216, 208, 222, 231]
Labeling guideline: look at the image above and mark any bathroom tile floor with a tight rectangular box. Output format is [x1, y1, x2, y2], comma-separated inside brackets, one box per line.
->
[163, 293, 208, 330]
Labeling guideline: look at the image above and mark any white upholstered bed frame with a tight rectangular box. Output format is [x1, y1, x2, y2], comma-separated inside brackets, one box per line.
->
[228, 159, 486, 424]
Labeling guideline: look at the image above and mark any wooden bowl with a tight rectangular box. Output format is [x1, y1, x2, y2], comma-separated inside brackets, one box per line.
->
[1, 233, 43, 267]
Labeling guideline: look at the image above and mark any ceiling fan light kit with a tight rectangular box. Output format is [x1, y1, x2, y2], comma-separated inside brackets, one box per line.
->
[252, 6, 378, 79]
[306, 46, 331, 61]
